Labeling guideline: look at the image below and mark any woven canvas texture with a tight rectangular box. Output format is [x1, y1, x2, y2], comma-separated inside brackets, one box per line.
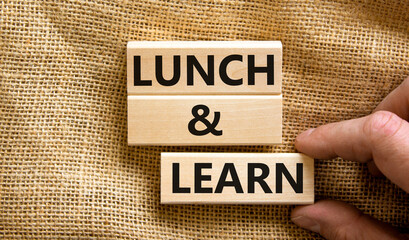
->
[1, 0, 408, 239]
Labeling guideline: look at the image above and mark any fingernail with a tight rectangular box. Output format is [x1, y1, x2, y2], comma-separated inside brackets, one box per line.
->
[291, 215, 321, 233]
[295, 128, 315, 143]
[302, 128, 316, 137]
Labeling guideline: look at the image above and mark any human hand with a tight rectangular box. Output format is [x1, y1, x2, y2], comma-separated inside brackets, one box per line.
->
[291, 78, 409, 240]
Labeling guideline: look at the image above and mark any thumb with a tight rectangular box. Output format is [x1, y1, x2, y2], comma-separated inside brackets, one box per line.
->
[291, 200, 406, 240]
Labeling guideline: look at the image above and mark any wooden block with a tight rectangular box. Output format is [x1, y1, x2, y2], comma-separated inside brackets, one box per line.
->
[161, 153, 314, 204]
[128, 95, 282, 145]
[127, 41, 282, 95]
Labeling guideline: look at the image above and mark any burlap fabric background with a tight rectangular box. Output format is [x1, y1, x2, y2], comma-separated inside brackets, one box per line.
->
[1, 0, 408, 239]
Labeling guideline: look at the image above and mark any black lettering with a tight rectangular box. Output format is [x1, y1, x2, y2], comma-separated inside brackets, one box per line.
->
[188, 104, 223, 136]
[187, 55, 214, 86]
[194, 163, 212, 193]
[134, 56, 152, 86]
[172, 163, 190, 193]
[248, 163, 272, 194]
[156, 55, 181, 86]
[248, 55, 274, 85]
[219, 55, 243, 86]
[276, 163, 303, 193]
[215, 163, 244, 193]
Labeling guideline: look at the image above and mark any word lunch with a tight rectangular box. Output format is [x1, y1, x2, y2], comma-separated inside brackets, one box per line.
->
[161, 153, 314, 204]
[133, 54, 275, 87]
[127, 41, 282, 95]
[127, 41, 283, 145]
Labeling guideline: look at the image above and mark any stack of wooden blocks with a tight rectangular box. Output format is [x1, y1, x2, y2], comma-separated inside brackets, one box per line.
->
[127, 41, 314, 204]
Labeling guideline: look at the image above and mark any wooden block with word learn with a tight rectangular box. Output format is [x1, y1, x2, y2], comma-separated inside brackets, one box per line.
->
[161, 153, 314, 204]
[128, 95, 282, 145]
[127, 41, 282, 95]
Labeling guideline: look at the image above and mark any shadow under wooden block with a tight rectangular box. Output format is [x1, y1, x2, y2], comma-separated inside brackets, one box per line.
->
[128, 95, 282, 145]
[161, 153, 314, 204]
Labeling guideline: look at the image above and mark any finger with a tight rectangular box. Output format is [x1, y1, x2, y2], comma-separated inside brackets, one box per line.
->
[295, 111, 409, 192]
[375, 77, 409, 120]
[291, 200, 404, 240]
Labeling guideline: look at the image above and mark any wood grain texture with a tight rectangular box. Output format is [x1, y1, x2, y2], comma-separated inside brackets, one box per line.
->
[128, 95, 282, 145]
[161, 153, 314, 204]
[127, 41, 282, 95]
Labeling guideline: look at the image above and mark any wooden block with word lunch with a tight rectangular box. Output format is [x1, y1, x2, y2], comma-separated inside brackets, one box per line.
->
[161, 153, 314, 204]
[127, 41, 282, 95]
[127, 95, 282, 145]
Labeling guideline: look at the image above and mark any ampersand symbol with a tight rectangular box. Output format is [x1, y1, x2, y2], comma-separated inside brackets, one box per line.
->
[188, 104, 223, 136]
